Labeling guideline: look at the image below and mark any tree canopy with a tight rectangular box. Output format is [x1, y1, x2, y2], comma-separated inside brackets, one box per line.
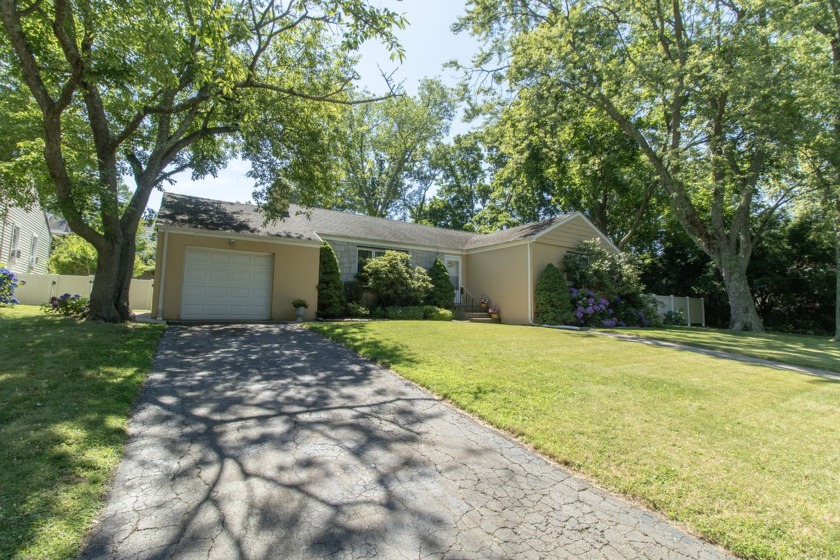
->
[0, 0, 405, 321]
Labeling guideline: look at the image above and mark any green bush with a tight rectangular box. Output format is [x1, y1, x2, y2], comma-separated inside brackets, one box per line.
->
[385, 306, 425, 320]
[363, 251, 432, 307]
[535, 264, 573, 325]
[422, 305, 453, 321]
[426, 258, 454, 309]
[563, 239, 642, 296]
[317, 243, 345, 318]
[663, 308, 687, 325]
[346, 302, 370, 318]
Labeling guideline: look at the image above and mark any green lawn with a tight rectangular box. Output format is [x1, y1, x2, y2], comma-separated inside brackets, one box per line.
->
[0, 305, 164, 559]
[309, 321, 840, 560]
[608, 326, 840, 373]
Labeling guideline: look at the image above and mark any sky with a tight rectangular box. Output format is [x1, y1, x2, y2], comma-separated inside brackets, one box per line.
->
[144, 0, 480, 213]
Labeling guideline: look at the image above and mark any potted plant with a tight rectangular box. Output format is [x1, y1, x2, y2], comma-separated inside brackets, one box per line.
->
[488, 306, 500, 319]
[479, 295, 491, 309]
[292, 298, 308, 322]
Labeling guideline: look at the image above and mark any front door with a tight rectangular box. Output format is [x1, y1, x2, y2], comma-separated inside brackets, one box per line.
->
[443, 256, 462, 305]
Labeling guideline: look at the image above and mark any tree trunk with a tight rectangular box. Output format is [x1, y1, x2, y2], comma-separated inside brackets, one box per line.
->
[835, 223, 840, 342]
[86, 230, 137, 322]
[718, 250, 764, 331]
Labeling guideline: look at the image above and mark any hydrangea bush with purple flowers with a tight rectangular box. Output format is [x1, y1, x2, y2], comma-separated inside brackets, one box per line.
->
[568, 288, 659, 328]
[562, 241, 661, 328]
[0, 265, 25, 306]
[42, 293, 90, 318]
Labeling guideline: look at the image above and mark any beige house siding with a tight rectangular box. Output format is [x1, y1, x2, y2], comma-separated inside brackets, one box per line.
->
[0, 204, 51, 274]
[465, 244, 530, 325]
[152, 230, 319, 321]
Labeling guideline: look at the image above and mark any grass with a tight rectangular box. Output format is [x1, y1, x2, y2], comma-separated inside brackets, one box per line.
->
[0, 305, 164, 560]
[309, 321, 840, 560]
[608, 326, 840, 373]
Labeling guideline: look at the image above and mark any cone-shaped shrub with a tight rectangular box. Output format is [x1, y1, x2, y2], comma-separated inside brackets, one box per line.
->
[535, 263, 572, 325]
[427, 258, 454, 309]
[317, 242, 345, 318]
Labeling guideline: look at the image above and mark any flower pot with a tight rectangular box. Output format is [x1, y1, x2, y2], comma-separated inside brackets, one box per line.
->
[480, 303, 488, 309]
[490, 313, 499, 319]
[295, 306, 306, 322]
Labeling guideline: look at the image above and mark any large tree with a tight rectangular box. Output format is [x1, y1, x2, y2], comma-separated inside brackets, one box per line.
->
[782, 0, 840, 340]
[0, 0, 404, 321]
[329, 78, 456, 218]
[459, 0, 808, 330]
[482, 90, 660, 248]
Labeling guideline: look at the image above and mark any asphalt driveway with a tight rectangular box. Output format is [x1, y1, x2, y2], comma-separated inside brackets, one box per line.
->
[81, 324, 728, 559]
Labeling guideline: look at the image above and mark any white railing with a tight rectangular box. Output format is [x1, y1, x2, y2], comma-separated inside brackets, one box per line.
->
[650, 294, 705, 326]
[13, 273, 154, 311]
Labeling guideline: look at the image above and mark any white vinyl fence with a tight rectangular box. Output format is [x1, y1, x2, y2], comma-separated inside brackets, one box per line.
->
[14, 273, 154, 310]
[650, 294, 705, 326]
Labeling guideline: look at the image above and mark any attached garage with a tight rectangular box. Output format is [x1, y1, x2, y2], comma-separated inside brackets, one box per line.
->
[180, 248, 274, 320]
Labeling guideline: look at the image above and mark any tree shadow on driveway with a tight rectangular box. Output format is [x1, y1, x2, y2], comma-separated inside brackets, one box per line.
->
[80, 324, 476, 559]
[81, 323, 730, 560]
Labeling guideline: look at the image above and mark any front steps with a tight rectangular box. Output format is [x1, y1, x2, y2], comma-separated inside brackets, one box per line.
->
[454, 306, 501, 324]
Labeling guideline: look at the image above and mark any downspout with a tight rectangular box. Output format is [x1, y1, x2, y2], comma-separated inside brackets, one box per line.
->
[155, 229, 169, 320]
[527, 239, 536, 325]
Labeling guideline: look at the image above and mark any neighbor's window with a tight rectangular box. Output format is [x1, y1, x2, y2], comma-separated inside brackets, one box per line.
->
[9, 224, 21, 261]
[28, 234, 38, 269]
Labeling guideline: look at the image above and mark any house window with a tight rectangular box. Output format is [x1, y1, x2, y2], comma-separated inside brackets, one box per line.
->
[28, 234, 39, 270]
[9, 224, 21, 261]
[356, 247, 407, 274]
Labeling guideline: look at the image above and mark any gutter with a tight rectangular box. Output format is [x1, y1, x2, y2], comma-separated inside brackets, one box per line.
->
[155, 229, 169, 320]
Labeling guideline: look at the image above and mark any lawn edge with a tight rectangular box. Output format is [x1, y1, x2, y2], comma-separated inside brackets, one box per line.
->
[305, 323, 736, 558]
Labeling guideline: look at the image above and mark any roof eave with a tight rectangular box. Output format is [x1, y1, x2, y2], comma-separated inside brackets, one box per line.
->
[156, 224, 324, 247]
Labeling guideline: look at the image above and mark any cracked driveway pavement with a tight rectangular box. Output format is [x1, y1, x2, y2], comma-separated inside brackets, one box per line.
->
[81, 324, 729, 559]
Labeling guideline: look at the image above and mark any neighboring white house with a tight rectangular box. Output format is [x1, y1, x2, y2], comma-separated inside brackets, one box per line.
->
[0, 203, 51, 274]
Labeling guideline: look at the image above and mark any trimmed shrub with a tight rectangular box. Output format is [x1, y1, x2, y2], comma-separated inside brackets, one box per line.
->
[346, 302, 370, 318]
[426, 258, 454, 309]
[385, 306, 425, 320]
[0, 265, 24, 306]
[363, 251, 432, 307]
[535, 264, 572, 325]
[422, 305, 453, 321]
[317, 243, 345, 318]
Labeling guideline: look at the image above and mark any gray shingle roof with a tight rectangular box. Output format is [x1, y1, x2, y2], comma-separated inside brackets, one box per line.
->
[157, 193, 577, 251]
[157, 193, 320, 242]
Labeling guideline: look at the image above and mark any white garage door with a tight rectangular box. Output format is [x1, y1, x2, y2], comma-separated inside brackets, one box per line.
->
[180, 248, 273, 320]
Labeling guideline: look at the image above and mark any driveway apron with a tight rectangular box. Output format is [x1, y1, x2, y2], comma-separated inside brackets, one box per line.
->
[81, 324, 729, 559]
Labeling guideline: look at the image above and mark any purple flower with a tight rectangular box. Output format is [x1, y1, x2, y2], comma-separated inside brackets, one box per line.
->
[10, 298, 19, 305]
[577, 306, 585, 313]
[618, 321, 626, 327]
[599, 298, 609, 307]
[587, 297, 595, 305]
[575, 311, 584, 319]
[586, 306, 594, 314]
[570, 288, 579, 296]
[607, 309, 614, 315]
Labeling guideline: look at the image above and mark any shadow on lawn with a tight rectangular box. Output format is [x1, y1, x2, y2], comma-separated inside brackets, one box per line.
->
[0, 314, 162, 558]
[80, 324, 481, 559]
